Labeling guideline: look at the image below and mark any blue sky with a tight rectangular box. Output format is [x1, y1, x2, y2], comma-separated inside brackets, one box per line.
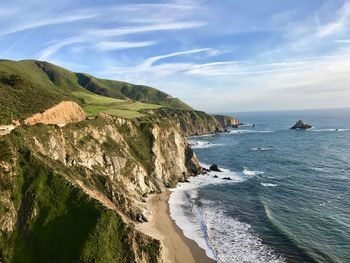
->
[1, 0, 350, 112]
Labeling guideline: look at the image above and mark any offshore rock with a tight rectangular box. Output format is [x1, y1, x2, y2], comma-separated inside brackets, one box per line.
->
[291, 120, 312, 130]
[210, 164, 222, 172]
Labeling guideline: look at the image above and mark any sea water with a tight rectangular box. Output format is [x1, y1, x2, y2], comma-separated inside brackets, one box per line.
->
[169, 108, 350, 263]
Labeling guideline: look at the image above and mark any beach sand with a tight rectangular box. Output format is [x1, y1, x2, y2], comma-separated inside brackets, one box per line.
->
[136, 191, 215, 263]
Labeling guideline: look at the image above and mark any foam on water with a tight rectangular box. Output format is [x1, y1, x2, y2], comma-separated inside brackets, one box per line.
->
[243, 167, 265, 176]
[188, 139, 222, 149]
[230, 129, 274, 134]
[204, 204, 285, 263]
[251, 147, 272, 151]
[169, 165, 244, 261]
[261, 183, 278, 187]
[309, 128, 349, 132]
[169, 166, 285, 263]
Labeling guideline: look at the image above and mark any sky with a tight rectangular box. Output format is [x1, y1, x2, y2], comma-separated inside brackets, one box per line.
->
[0, 0, 350, 113]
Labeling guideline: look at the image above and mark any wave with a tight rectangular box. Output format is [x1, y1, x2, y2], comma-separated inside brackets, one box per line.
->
[261, 183, 278, 187]
[169, 165, 245, 261]
[310, 167, 327, 172]
[309, 128, 349, 132]
[230, 129, 274, 134]
[170, 186, 286, 263]
[189, 133, 215, 138]
[262, 203, 321, 262]
[239, 123, 255, 127]
[251, 147, 272, 151]
[243, 167, 265, 177]
[204, 205, 285, 263]
[188, 139, 222, 149]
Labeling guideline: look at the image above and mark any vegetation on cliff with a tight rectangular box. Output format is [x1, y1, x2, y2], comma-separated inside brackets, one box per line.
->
[0, 59, 239, 262]
[146, 108, 225, 136]
[0, 114, 200, 262]
[0, 60, 192, 125]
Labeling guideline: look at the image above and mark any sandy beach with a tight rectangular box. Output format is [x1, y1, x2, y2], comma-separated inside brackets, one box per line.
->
[136, 191, 215, 263]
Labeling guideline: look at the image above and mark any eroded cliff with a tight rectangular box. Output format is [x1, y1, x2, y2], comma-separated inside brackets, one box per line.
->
[213, 114, 240, 128]
[0, 113, 201, 262]
[146, 108, 225, 136]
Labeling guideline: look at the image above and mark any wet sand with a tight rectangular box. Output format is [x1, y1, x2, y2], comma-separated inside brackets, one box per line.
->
[136, 190, 215, 263]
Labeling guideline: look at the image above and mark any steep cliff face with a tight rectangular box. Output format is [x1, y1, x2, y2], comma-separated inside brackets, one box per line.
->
[147, 108, 225, 136]
[213, 115, 240, 128]
[0, 114, 201, 262]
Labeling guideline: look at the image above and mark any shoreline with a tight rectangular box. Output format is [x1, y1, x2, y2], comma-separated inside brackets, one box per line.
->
[136, 190, 215, 263]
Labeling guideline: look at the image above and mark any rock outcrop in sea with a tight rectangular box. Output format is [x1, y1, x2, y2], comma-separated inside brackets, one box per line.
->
[291, 120, 312, 129]
[210, 164, 222, 172]
[213, 115, 240, 128]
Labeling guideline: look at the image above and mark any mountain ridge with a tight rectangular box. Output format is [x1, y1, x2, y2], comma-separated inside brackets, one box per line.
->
[0, 59, 193, 125]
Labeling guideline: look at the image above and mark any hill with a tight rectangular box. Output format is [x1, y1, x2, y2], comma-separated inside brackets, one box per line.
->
[0, 59, 192, 124]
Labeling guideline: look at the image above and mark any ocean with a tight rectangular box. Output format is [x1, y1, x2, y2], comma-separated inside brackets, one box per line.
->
[169, 108, 350, 263]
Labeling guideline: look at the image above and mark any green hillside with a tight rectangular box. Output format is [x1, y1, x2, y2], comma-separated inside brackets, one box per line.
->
[0, 59, 192, 124]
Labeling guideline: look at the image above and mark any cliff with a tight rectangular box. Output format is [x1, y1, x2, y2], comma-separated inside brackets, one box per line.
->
[0, 114, 201, 262]
[213, 115, 240, 128]
[0, 59, 240, 262]
[146, 108, 225, 136]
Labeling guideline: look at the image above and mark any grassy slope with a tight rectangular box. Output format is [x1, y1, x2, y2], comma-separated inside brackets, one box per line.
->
[0, 59, 192, 124]
[0, 60, 74, 124]
[73, 91, 161, 119]
[0, 131, 160, 263]
[75, 72, 193, 110]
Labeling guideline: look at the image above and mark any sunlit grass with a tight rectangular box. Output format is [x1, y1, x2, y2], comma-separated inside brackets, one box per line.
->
[73, 91, 161, 119]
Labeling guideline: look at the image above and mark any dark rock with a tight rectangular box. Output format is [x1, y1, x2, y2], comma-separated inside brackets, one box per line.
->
[222, 177, 232, 180]
[209, 164, 222, 172]
[213, 175, 219, 178]
[136, 213, 147, 222]
[291, 120, 312, 130]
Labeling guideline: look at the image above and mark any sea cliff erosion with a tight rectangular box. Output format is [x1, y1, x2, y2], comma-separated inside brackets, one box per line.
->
[0, 59, 240, 262]
[146, 108, 233, 136]
[0, 111, 204, 262]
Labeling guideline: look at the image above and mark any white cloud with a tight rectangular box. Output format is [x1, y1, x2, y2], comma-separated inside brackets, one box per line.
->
[85, 22, 205, 38]
[39, 21, 205, 60]
[94, 41, 157, 52]
[315, 2, 350, 38]
[0, 12, 98, 36]
[139, 48, 211, 68]
[39, 37, 83, 60]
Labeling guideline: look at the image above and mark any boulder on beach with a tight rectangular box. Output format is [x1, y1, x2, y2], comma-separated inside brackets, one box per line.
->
[222, 177, 232, 180]
[209, 164, 222, 172]
[291, 120, 312, 130]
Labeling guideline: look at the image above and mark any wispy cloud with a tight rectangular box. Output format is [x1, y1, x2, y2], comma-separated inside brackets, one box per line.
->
[94, 41, 157, 51]
[140, 48, 211, 68]
[39, 21, 205, 60]
[315, 2, 350, 38]
[84, 22, 205, 38]
[0, 11, 98, 36]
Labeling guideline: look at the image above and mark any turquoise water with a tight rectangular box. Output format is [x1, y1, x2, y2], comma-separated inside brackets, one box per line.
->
[170, 108, 350, 263]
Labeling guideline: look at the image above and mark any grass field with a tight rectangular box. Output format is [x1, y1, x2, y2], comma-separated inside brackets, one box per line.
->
[73, 91, 161, 119]
[0, 59, 191, 124]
